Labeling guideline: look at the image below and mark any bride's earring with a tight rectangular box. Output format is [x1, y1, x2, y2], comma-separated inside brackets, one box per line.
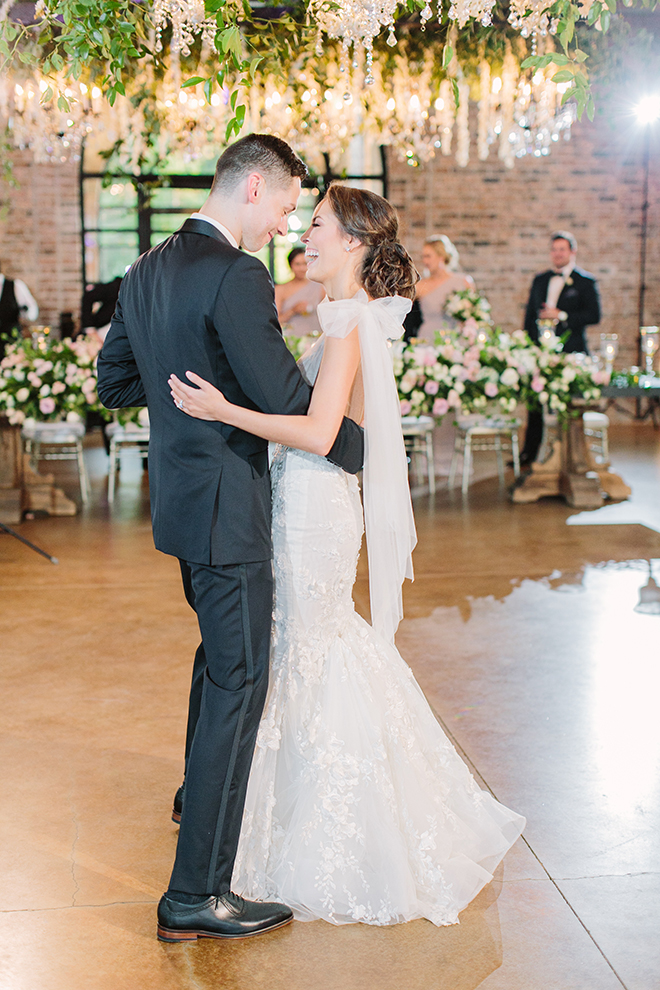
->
[345, 246, 351, 253]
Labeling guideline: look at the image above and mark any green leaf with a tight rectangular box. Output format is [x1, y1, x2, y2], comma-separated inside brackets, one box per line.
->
[249, 55, 262, 80]
[599, 8, 611, 30]
[107, 88, 116, 107]
[442, 44, 453, 69]
[40, 85, 54, 104]
[235, 103, 246, 127]
[57, 95, 70, 112]
[552, 69, 575, 83]
[114, 79, 125, 96]
[182, 76, 205, 88]
[586, 94, 595, 121]
[230, 88, 238, 110]
[203, 77, 214, 103]
[603, 0, 616, 11]
[550, 53, 571, 65]
[587, 0, 602, 22]
[573, 49, 588, 63]
[452, 77, 459, 108]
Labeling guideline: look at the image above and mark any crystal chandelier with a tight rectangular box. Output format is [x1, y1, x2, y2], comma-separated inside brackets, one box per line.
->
[312, 0, 560, 66]
[152, 0, 218, 57]
[0, 40, 576, 172]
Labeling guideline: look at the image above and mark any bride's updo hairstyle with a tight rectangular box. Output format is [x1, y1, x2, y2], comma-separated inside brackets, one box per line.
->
[325, 183, 419, 299]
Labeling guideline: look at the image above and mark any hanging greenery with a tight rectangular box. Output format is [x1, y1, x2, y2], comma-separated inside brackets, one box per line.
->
[0, 0, 657, 165]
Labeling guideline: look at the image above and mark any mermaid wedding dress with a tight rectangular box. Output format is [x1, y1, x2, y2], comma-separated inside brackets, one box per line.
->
[232, 292, 525, 926]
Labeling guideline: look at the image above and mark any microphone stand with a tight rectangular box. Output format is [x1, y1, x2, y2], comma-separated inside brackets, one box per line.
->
[0, 520, 59, 564]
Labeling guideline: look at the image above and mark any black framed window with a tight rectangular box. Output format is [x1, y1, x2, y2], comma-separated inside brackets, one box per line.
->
[79, 146, 388, 287]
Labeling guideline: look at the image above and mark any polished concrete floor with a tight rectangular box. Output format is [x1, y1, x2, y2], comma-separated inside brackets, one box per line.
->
[1, 424, 659, 990]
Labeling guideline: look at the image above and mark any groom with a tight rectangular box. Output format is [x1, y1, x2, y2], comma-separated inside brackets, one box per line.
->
[97, 134, 363, 941]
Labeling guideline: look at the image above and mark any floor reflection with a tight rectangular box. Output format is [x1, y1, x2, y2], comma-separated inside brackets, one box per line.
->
[159, 879, 503, 990]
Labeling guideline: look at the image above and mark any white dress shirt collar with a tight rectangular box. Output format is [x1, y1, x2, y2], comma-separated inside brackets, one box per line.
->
[189, 213, 239, 249]
[546, 263, 574, 309]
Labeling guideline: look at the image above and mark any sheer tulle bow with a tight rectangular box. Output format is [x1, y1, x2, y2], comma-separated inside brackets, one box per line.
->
[317, 289, 417, 643]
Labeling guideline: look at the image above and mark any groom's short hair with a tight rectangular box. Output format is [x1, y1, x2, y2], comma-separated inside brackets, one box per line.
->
[212, 134, 307, 193]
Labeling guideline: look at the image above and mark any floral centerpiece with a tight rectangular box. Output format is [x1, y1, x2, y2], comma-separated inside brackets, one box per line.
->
[0, 333, 105, 426]
[444, 288, 492, 328]
[393, 322, 607, 423]
[529, 335, 609, 415]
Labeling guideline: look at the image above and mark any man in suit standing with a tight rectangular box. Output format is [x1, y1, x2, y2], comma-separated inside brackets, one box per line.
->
[520, 231, 601, 465]
[97, 135, 363, 942]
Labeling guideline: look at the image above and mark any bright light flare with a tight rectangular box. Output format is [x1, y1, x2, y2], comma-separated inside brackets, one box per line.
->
[635, 94, 660, 125]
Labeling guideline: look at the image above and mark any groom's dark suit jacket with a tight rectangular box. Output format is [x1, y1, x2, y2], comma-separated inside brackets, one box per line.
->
[97, 218, 363, 565]
[524, 266, 601, 353]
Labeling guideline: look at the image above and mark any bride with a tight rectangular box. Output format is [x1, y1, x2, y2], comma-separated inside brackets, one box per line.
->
[168, 183, 525, 927]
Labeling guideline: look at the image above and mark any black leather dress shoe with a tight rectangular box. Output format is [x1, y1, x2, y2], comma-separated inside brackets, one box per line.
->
[172, 783, 184, 824]
[157, 891, 293, 942]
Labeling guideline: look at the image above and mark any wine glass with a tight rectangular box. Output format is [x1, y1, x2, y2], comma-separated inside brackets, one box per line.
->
[599, 333, 618, 374]
[640, 326, 659, 377]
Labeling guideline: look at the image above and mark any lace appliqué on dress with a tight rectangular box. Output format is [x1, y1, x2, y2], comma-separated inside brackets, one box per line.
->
[232, 445, 525, 927]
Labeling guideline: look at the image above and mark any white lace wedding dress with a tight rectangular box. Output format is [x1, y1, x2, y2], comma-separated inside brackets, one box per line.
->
[232, 297, 525, 927]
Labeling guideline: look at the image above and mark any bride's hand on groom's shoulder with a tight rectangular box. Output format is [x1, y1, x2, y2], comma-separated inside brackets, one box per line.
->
[168, 371, 229, 422]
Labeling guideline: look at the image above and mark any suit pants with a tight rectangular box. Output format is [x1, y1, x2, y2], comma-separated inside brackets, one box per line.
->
[169, 558, 273, 895]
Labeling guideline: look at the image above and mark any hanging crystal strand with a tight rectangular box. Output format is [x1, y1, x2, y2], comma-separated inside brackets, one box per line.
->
[420, 1, 433, 29]
[498, 42, 516, 169]
[455, 71, 470, 167]
[316, 25, 324, 57]
[438, 78, 454, 156]
[364, 41, 375, 86]
[477, 56, 490, 161]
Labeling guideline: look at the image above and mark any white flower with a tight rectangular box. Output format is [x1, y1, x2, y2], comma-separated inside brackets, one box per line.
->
[40, 384, 51, 397]
[500, 367, 519, 388]
[7, 409, 25, 425]
[16, 387, 30, 403]
[399, 370, 418, 394]
[66, 411, 83, 423]
[539, 391, 548, 404]
[138, 407, 150, 426]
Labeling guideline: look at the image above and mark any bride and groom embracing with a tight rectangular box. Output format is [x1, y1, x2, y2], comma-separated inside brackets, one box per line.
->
[97, 134, 524, 942]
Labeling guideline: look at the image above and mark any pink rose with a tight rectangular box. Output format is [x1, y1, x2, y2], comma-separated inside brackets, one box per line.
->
[531, 376, 545, 393]
[39, 397, 56, 415]
[433, 398, 449, 416]
[466, 364, 480, 382]
[485, 381, 498, 398]
[400, 399, 412, 416]
[424, 380, 439, 395]
[422, 348, 437, 367]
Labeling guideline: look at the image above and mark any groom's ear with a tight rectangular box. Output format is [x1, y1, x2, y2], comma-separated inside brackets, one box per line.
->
[246, 172, 266, 203]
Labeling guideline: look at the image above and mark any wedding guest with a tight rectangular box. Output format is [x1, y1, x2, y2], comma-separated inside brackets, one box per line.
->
[274, 246, 325, 336]
[0, 262, 39, 360]
[520, 231, 601, 465]
[414, 235, 474, 343]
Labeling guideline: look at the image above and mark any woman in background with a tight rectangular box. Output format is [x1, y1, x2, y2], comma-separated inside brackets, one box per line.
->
[275, 246, 325, 336]
[415, 235, 473, 342]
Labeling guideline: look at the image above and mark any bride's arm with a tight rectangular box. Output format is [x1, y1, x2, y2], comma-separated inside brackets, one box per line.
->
[168, 329, 360, 456]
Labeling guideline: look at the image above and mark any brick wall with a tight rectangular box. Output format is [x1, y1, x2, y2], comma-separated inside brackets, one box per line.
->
[1, 111, 659, 372]
[0, 151, 81, 333]
[389, 108, 660, 369]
